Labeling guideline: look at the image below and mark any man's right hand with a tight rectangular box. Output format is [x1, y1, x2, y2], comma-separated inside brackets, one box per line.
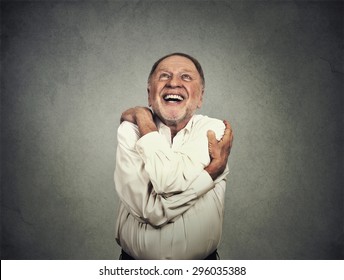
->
[204, 120, 233, 181]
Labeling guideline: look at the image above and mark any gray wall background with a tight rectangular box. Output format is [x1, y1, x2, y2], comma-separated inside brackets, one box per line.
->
[1, 0, 343, 260]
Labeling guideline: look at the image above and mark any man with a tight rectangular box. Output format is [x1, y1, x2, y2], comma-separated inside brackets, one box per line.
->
[114, 53, 233, 259]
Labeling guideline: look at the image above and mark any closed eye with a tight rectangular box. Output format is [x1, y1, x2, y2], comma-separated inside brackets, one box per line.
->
[181, 74, 192, 81]
[159, 73, 171, 80]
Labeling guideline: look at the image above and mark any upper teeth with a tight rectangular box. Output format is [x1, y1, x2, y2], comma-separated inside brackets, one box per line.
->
[164, 94, 184, 101]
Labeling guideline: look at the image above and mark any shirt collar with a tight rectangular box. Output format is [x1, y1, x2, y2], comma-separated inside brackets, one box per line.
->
[156, 115, 196, 134]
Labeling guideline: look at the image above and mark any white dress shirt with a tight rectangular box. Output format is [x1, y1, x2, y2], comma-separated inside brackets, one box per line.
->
[114, 114, 229, 259]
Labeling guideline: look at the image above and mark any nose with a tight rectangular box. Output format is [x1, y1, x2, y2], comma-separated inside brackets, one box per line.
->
[167, 75, 182, 88]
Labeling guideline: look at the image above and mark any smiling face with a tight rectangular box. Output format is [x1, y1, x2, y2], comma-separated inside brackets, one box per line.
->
[147, 55, 204, 130]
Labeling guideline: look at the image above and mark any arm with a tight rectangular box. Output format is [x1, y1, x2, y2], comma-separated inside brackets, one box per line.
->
[120, 107, 229, 195]
[115, 121, 228, 227]
[116, 107, 233, 226]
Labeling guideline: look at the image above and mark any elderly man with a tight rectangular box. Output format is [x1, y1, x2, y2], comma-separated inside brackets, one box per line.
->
[115, 53, 233, 259]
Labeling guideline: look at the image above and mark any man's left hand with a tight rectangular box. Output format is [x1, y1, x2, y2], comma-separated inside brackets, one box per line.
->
[120, 106, 157, 137]
[204, 120, 233, 180]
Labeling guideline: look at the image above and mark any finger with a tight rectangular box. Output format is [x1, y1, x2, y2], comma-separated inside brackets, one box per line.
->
[207, 130, 218, 159]
[120, 112, 127, 123]
[218, 121, 233, 151]
[221, 120, 233, 141]
[223, 120, 232, 134]
[120, 108, 135, 123]
[207, 130, 217, 145]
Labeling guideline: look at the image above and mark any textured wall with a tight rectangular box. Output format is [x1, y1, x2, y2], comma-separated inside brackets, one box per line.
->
[1, 1, 343, 259]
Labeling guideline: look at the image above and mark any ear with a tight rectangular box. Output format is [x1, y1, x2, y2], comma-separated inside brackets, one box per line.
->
[197, 88, 204, 109]
[147, 85, 151, 107]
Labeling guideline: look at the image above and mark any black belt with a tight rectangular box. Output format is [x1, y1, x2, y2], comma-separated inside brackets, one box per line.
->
[120, 249, 219, 260]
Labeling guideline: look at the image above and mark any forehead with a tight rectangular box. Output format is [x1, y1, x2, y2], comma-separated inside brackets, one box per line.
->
[156, 56, 198, 72]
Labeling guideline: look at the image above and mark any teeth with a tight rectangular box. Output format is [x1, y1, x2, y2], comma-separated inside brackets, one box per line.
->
[164, 94, 184, 101]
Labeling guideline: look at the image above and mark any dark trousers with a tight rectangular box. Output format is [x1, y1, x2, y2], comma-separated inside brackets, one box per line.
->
[120, 249, 219, 260]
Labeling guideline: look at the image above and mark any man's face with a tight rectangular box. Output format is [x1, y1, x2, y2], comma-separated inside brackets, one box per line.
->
[147, 55, 204, 128]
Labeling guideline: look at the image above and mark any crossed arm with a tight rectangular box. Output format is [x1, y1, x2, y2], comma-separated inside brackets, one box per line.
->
[120, 106, 233, 180]
[115, 107, 233, 226]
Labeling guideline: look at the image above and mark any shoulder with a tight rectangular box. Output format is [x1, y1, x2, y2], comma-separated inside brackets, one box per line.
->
[117, 121, 140, 148]
[192, 115, 225, 140]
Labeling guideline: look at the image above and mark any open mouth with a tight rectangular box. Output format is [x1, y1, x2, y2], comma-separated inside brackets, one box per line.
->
[163, 94, 185, 103]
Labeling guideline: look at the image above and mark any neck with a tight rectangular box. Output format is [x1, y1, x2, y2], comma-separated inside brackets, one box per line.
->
[158, 117, 192, 140]
[168, 125, 181, 140]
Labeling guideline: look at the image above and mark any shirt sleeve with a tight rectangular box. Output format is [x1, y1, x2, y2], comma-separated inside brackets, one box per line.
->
[135, 120, 225, 195]
[114, 121, 229, 227]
